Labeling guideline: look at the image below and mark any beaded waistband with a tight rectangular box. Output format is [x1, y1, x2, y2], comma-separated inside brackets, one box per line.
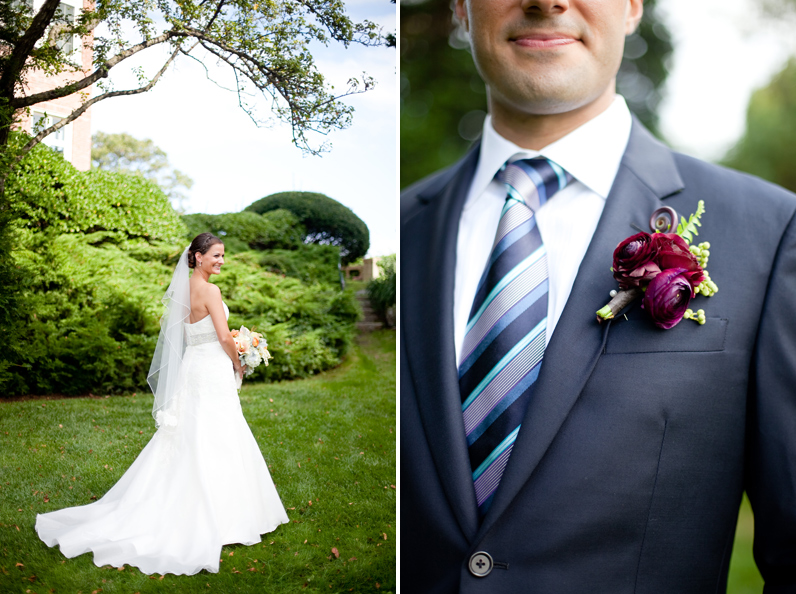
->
[185, 331, 218, 346]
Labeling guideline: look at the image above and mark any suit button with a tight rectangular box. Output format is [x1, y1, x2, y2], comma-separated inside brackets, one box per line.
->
[468, 551, 493, 577]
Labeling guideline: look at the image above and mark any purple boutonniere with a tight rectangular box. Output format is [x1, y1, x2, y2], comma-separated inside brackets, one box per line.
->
[596, 200, 719, 329]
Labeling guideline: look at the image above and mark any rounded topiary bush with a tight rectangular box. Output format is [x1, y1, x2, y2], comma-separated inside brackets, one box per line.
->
[245, 191, 369, 264]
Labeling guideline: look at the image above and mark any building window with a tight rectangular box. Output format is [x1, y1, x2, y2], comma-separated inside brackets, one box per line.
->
[31, 112, 73, 162]
[27, 0, 80, 58]
[54, 3, 76, 54]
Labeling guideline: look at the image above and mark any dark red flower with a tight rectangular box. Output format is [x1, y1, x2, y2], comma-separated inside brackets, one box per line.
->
[650, 233, 704, 289]
[642, 268, 694, 329]
[612, 232, 659, 289]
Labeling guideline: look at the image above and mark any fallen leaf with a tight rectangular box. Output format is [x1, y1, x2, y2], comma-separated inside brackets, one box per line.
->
[331, 547, 339, 559]
[383, 533, 387, 540]
[58, 424, 63, 428]
[308, 500, 312, 506]
[303, 540, 307, 544]
[229, 551, 234, 556]
[348, 557, 357, 561]
[391, 485, 396, 489]
[15, 563, 23, 567]
[247, 567, 256, 572]
[376, 583, 381, 589]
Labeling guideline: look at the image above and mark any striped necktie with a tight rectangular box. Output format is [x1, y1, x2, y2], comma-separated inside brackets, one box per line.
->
[459, 157, 572, 517]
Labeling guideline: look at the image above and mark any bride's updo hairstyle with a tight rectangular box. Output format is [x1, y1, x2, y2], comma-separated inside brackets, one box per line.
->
[188, 233, 224, 269]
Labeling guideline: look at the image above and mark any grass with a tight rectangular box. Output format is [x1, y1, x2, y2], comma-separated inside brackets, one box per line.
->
[727, 494, 764, 594]
[0, 329, 396, 594]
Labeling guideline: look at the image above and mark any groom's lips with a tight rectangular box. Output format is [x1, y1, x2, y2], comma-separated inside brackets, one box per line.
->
[511, 32, 578, 49]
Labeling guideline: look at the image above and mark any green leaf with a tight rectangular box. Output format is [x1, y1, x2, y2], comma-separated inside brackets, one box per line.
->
[676, 200, 706, 244]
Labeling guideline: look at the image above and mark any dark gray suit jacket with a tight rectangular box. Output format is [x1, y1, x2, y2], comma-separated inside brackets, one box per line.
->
[400, 120, 796, 593]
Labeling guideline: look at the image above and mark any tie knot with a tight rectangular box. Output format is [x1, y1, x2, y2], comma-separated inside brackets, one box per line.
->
[498, 157, 572, 212]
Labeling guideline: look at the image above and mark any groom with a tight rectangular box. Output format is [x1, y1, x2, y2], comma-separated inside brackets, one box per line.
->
[401, 0, 796, 592]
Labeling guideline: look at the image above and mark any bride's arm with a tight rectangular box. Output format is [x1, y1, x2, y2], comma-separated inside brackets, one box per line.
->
[204, 284, 243, 375]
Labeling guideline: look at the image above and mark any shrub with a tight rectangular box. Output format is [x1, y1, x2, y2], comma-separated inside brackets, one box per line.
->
[259, 244, 342, 285]
[6, 140, 186, 243]
[3, 231, 172, 395]
[182, 210, 304, 252]
[245, 191, 369, 264]
[366, 255, 396, 327]
[1, 237, 358, 396]
[207, 251, 359, 382]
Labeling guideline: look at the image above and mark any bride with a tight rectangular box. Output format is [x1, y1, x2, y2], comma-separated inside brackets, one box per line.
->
[35, 232, 289, 575]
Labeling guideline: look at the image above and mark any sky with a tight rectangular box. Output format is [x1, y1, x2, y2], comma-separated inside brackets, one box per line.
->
[90, 0, 397, 259]
[657, 0, 795, 162]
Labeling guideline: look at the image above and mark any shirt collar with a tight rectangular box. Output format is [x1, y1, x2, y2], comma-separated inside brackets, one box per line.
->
[466, 95, 633, 207]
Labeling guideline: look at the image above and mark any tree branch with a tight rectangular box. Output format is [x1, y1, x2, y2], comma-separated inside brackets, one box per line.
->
[0, 0, 62, 99]
[10, 31, 175, 109]
[6, 48, 179, 179]
[204, 0, 228, 32]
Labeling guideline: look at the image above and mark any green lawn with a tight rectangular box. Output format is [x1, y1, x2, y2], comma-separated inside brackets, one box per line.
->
[0, 330, 396, 594]
[727, 494, 764, 594]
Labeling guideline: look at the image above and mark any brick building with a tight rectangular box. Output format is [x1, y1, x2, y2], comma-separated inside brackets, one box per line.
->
[17, 0, 93, 171]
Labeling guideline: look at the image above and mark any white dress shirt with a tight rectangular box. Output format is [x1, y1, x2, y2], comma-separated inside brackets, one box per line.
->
[454, 95, 633, 364]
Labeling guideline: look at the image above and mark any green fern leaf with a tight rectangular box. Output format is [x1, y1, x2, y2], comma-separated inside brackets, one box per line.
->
[677, 200, 705, 244]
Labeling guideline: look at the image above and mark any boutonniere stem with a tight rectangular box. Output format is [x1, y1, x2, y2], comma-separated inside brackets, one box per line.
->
[596, 287, 642, 320]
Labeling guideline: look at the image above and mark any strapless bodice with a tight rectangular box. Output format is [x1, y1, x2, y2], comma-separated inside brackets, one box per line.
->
[184, 303, 229, 346]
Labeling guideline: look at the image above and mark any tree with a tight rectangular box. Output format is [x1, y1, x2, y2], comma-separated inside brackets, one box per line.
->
[400, 0, 673, 188]
[92, 132, 194, 211]
[722, 58, 796, 193]
[0, 0, 385, 193]
[245, 191, 369, 264]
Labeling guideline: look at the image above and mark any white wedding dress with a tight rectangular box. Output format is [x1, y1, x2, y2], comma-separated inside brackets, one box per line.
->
[35, 303, 289, 575]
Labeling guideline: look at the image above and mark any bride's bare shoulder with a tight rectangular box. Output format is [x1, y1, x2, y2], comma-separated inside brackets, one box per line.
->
[190, 280, 221, 309]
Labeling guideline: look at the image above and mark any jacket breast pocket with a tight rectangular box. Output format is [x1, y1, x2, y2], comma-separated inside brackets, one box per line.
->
[604, 317, 728, 354]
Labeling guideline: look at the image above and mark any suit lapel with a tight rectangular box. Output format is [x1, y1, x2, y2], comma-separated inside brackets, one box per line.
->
[477, 121, 686, 538]
[403, 146, 482, 541]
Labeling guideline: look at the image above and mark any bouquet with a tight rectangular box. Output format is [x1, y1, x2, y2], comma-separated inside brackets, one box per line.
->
[231, 326, 272, 388]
